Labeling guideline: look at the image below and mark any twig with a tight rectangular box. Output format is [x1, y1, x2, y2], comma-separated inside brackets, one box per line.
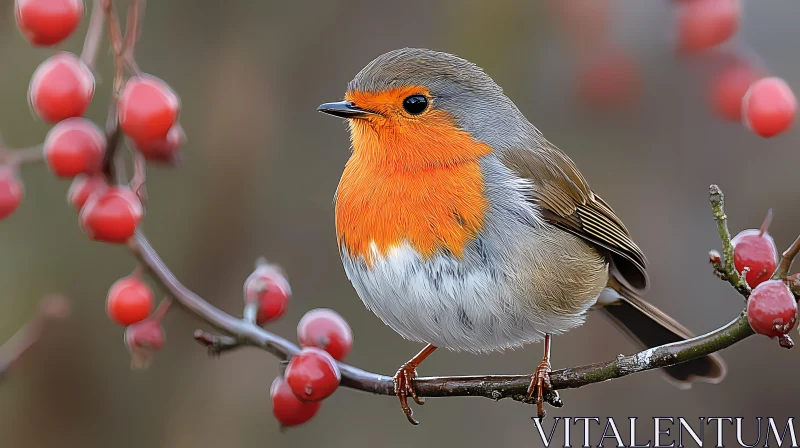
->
[127, 229, 754, 404]
[0, 145, 43, 167]
[773, 235, 800, 280]
[122, 0, 144, 74]
[80, 0, 106, 71]
[130, 150, 147, 203]
[194, 330, 244, 356]
[0, 296, 70, 381]
[709, 185, 750, 297]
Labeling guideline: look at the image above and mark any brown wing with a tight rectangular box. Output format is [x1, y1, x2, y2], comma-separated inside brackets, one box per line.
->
[498, 140, 649, 291]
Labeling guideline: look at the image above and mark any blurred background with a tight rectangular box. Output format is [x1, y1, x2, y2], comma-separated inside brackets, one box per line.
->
[1, 0, 799, 447]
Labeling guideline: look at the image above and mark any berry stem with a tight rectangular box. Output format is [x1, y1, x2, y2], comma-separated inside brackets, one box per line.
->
[759, 208, 773, 237]
[243, 299, 259, 325]
[151, 298, 172, 322]
[80, 0, 106, 71]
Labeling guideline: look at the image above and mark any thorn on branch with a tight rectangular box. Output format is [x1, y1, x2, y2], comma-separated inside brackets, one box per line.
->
[193, 330, 243, 357]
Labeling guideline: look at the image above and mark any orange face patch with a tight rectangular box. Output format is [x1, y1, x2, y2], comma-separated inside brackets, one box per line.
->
[336, 86, 493, 264]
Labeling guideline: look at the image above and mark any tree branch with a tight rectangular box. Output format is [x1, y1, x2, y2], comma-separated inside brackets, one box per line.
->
[773, 235, 800, 280]
[0, 296, 70, 381]
[1, 0, 787, 419]
[128, 217, 757, 405]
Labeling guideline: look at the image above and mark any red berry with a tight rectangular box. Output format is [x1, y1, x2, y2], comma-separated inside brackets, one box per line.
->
[44, 118, 106, 178]
[297, 309, 353, 361]
[284, 347, 340, 402]
[747, 280, 797, 338]
[0, 167, 24, 220]
[676, 0, 740, 53]
[67, 174, 108, 211]
[125, 318, 165, 369]
[743, 77, 797, 138]
[29, 52, 94, 123]
[270, 376, 321, 427]
[732, 212, 779, 288]
[107, 276, 154, 326]
[709, 61, 760, 122]
[133, 124, 185, 163]
[243, 264, 291, 325]
[79, 187, 143, 243]
[119, 75, 180, 144]
[15, 0, 83, 46]
[576, 49, 641, 109]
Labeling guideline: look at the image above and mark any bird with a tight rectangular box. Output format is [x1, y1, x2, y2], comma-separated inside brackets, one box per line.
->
[317, 48, 726, 425]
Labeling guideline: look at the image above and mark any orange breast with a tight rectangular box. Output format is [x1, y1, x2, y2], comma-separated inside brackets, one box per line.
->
[335, 106, 493, 265]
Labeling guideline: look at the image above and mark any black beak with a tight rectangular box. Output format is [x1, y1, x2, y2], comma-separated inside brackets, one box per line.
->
[317, 101, 376, 119]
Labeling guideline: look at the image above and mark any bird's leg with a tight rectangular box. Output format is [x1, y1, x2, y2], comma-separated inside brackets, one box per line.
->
[526, 334, 557, 419]
[393, 344, 437, 425]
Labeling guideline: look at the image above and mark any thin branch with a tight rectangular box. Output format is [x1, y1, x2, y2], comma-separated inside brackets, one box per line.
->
[80, 0, 106, 71]
[130, 150, 147, 204]
[773, 235, 800, 280]
[122, 0, 144, 75]
[127, 229, 754, 404]
[0, 145, 43, 167]
[0, 296, 70, 381]
[709, 185, 750, 297]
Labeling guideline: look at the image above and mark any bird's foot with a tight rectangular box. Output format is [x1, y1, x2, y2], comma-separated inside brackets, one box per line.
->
[393, 362, 425, 425]
[526, 359, 559, 419]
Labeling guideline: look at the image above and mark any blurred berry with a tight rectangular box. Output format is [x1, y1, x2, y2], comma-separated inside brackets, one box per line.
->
[125, 318, 165, 369]
[743, 77, 797, 138]
[576, 49, 641, 109]
[79, 187, 143, 243]
[44, 118, 106, 178]
[107, 276, 154, 326]
[676, 0, 740, 53]
[133, 124, 185, 163]
[709, 60, 761, 122]
[15, 0, 83, 46]
[0, 166, 24, 220]
[67, 174, 108, 211]
[119, 75, 180, 144]
[30, 52, 94, 123]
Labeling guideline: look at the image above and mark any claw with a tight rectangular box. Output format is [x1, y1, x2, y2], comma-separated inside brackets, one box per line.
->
[526, 359, 553, 418]
[391, 344, 437, 425]
[393, 363, 420, 425]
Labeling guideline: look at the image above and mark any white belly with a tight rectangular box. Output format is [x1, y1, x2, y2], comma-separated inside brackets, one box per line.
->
[341, 242, 594, 353]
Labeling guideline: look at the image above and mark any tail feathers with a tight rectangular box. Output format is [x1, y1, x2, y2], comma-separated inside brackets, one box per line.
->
[600, 284, 727, 387]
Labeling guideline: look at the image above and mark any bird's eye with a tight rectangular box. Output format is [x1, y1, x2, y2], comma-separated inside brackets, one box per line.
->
[402, 95, 428, 115]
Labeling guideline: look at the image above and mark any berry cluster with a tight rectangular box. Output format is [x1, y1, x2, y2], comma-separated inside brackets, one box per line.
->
[726, 212, 800, 346]
[3, 0, 360, 429]
[1, 0, 184, 233]
[1, 0, 186, 363]
[676, 0, 796, 137]
[248, 280, 350, 427]
[244, 261, 353, 427]
[554, 0, 797, 137]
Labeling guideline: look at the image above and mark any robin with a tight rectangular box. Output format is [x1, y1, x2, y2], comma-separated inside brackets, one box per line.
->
[318, 48, 726, 425]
